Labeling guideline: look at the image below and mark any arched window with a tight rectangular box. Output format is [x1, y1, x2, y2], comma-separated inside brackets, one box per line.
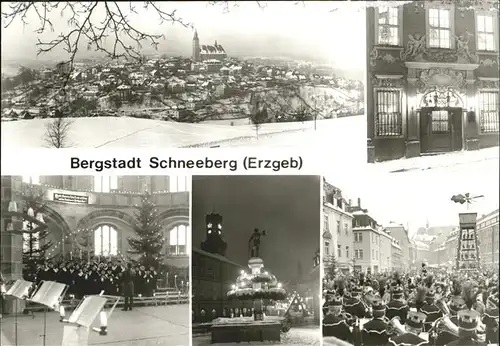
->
[22, 176, 40, 185]
[94, 225, 118, 256]
[168, 225, 189, 255]
[94, 176, 118, 193]
[169, 176, 190, 193]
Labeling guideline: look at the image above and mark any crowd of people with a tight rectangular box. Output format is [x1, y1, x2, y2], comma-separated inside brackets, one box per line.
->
[322, 265, 499, 346]
[23, 257, 160, 298]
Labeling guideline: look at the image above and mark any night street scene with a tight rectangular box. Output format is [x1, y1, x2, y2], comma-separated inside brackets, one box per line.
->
[0, 175, 190, 345]
[320, 167, 499, 346]
[191, 176, 321, 345]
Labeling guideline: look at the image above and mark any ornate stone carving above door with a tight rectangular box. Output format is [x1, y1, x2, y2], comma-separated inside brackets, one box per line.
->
[415, 68, 466, 94]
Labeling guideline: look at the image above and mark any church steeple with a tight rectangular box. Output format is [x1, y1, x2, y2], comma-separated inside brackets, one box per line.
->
[192, 29, 200, 62]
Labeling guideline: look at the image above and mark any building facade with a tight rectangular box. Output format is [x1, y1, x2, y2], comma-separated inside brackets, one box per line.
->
[476, 209, 499, 268]
[366, 0, 499, 162]
[383, 223, 412, 270]
[351, 201, 382, 274]
[391, 239, 403, 271]
[1, 175, 190, 283]
[322, 181, 354, 274]
[379, 230, 393, 272]
[192, 213, 246, 323]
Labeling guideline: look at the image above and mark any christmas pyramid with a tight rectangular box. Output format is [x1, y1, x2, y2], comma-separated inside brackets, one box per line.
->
[285, 293, 309, 317]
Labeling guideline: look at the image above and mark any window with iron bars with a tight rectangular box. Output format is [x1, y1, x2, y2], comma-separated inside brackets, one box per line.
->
[375, 89, 402, 136]
[431, 110, 449, 133]
[479, 91, 499, 133]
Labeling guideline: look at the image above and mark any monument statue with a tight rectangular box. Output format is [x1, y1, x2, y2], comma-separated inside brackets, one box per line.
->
[248, 228, 266, 258]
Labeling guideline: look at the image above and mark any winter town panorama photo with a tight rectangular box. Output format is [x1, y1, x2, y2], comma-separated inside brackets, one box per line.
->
[1, 1, 364, 158]
[366, 0, 499, 172]
[0, 175, 190, 346]
[320, 166, 499, 346]
[191, 175, 321, 346]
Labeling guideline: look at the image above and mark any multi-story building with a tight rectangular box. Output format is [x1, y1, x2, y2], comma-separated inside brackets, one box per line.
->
[351, 199, 382, 274]
[192, 213, 246, 323]
[444, 228, 460, 270]
[384, 222, 412, 270]
[379, 230, 393, 272]
[412, 240, 432, 264]
[322, 181, 354, 274]
[476, 209, 499, 268]
[391, 239, 403, 271]
[366, 0, 499, 162]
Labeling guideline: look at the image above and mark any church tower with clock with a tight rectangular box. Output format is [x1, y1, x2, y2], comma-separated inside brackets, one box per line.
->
[201, 212, 227, 256]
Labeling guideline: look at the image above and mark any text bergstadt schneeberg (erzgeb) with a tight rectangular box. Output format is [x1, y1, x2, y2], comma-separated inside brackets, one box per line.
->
[70, 156, 303, 172]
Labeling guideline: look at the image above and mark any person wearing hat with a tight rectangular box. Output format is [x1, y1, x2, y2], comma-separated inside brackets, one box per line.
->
[432, 296, 466, 346]
[344, 285, 369, 319]
[386, 286, 409, 324]
[482, 293, 499, 344]
[323, 290, 336, 317]
[322, 295, 353, 343]
[421, 289, 443, 332]
[445, 310, 487, 346]
[386, 310, 429, 346]
[362, 297, 389, 346]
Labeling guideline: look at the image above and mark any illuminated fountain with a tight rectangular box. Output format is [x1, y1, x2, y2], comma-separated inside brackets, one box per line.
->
[211, 257, 287, 343]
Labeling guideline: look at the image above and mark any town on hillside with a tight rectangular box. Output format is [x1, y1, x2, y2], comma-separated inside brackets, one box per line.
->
[1, 31, 364, 125]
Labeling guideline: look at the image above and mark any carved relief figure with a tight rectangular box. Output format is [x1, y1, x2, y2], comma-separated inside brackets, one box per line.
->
[455, 30, 478, 63]
[401, 34, 426, 61]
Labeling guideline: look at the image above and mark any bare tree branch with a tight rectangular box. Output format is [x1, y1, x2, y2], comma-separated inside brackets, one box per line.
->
[44, 117, 74, 148]
[2, 1, 194, 88]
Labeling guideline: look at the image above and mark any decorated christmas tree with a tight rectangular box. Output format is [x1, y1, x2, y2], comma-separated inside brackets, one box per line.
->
[21, 186, 53, 280]
[127, 192, 164, 269]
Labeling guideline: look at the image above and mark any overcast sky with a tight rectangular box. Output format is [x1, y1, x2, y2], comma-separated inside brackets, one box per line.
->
[1, 1, 365, 70]
[192, 175, 320, 284]
[325, 165, 499, 236]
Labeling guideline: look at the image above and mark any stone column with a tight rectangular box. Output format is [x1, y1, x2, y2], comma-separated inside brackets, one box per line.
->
[1, 176, 25, 314]
[406, 69, 420, 158]
[465, 71, 480, 150]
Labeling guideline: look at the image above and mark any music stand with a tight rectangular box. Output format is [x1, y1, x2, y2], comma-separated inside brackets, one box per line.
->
[61, 294, 120, 346]
[3, 279, 35, 346]
[29, 280, 68, 346]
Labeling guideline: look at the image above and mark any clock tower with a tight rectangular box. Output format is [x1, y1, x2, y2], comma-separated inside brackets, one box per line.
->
[201, 212, 227, 256]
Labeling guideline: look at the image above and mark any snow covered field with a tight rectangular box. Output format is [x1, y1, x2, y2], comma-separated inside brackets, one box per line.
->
[2, 114, 497, 174]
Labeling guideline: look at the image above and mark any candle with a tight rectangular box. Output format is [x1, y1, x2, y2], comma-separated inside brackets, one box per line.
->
[70, 251, 73, 260]
[59, 305, 66, 322]
[100, 311, 107, 328]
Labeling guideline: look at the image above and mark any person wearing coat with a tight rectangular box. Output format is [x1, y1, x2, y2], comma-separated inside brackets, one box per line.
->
[121, 263, 136, 311]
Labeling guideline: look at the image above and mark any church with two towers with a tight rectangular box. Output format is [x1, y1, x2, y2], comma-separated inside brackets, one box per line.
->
[192, 30, 227, 62]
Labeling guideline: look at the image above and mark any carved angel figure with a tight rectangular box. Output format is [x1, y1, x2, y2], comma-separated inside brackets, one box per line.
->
[456, 30, 472, 53]
[402, 34, 426, 60]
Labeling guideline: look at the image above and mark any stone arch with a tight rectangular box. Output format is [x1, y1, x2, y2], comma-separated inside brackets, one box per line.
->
[76, 209, 135, 230]
[43, 205, 72, 235]
[155, 207, 189, 254]
[419, 87, 465, 109]
[74, 209, 135, 252]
